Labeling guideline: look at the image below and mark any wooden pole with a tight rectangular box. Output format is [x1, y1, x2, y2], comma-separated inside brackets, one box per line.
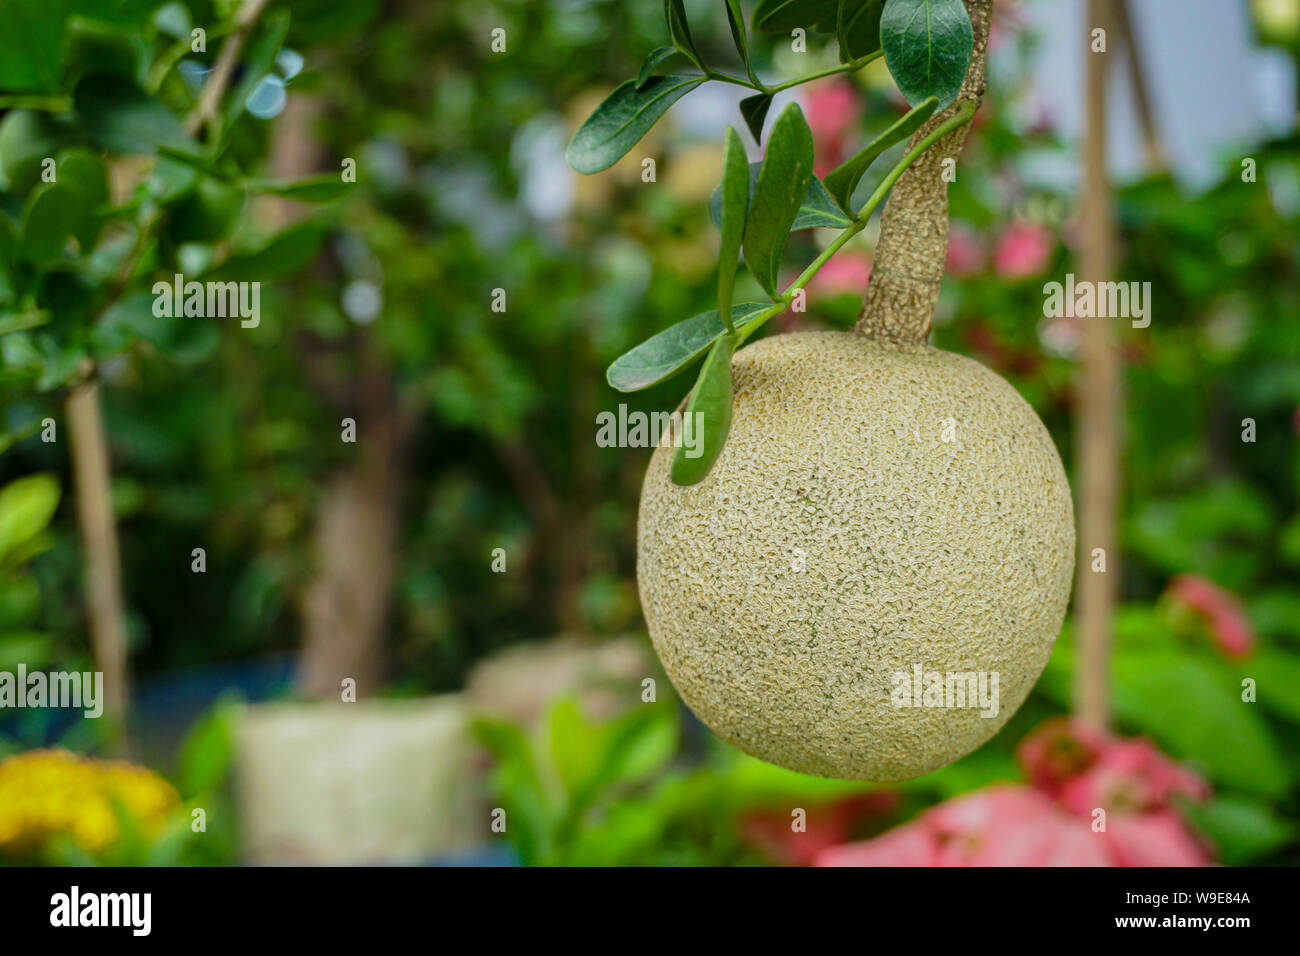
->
[66, 368, 130, 736]
[1074, 0, 1120, 731]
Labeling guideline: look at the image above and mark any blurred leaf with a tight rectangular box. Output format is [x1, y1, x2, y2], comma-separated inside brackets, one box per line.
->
[244, 175, 351, 203]
[717, 126, 750, 329]
[635, 46, 679, 89]
[754, 0, 840, 33]
[741, 102, 815, 295]
[56, 148, 109, 248]
[21, 183, 79, 261]
[170, 178, 245, 243]
[823, 95, 936, 211]
[0, 473, 59, 565]
[595, 703, 679, 787]
[0, 110, 74, 195]
[837, 0, 885, 61]
[1183, 795, 1296, 865]
[222, 9, 291, 129]
[547, 695, 604, 795]
[0, 0, 67, 93]
[0, 311, 50, 336]
[1129, 479, 1273, 589]
[565, 75, 705, 174]
[0, 631, 53, 669]
[177, 697, 241, 797]
[205, 220, 328, 282]
[74, 74, 191, 155]
[1111, 651, 1290, 798]
[606, 301, 771, 392]
[671, 332, 735, 485]
[1246, 650, 1300, 724]
[69, 0, 155, 27]
[739, 92, 773, 144]
[880, 0, 972, 109]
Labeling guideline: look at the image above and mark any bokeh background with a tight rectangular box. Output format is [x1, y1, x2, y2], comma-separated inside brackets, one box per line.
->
[0, 0, 1297, 866]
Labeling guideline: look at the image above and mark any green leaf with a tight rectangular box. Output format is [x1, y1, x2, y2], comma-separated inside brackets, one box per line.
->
[21, 184, 79, 261]
[204, 221, 328, 282]
[1182, 795, 1296, 866]
[1111, 652, 1290, 798]
[710, 164, 851, 231]
[56, 148, 109, 249]
[671, 333, 736, 485]
[753, 0, 841, 33]
[222, 9, 291, 129]
[664, 0, 704, 69]
[724, 0, 752, 75]
[880, 0, 973, 109]
[0, 311, 50, 336]
[566, 75, 705, 174]
[606, 302, 772, 392]
[176, 697, 240, 797]
[170, 178, 245, 244]
[837, 0, 885, 62]
[0, 474, 59, 565]
[244, 175, 351, 203]
[739, 92, 773, 144]
[0, 0, 68, 93]
[717, 127, 750, 331]
[823, 95, 937, 210]
[0, 111, 73, 196]
[741, 102, 815, 295]
[635, 46, 680, 89]
[798, 174, 855, 227]
[74, 74, 191, 155]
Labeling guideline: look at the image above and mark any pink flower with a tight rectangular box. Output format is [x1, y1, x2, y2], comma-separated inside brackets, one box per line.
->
[993, 221, 1053, 278]
[816, 785, 1110, 867]
[945, 224, 985, 276]
[804, 79, 858, 177]
[1056, 738, 1211, 816]
[815, 818, 937, 867]
[1019, 717, 1210, 814]
[808, 250, 871, 299]
[1167, 574, 1256, 658]
[1103, 811, 1212, 867]
[816, 720, 1214, 867]
[741, 792, 897, 866]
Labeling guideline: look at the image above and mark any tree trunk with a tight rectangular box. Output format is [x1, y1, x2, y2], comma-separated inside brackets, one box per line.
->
[264, 93, 406, 699]
[66, 371, 129, 736]
[297, 366, 402, 699]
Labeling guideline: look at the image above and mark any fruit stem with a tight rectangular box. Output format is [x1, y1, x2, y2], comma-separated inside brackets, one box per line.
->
[854, 0, 993, 346]
[777, 103, 974, 311]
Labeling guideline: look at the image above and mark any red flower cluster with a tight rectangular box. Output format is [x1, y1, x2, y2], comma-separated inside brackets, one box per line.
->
[1166, 574, 1256, 658]
[813, 718, 1213, 866]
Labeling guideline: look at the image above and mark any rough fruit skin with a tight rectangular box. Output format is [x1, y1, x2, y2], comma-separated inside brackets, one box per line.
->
[637, 331, 1074, 781]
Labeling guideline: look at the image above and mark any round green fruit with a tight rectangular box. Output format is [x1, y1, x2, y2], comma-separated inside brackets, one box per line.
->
[637, 330, 1074, 781]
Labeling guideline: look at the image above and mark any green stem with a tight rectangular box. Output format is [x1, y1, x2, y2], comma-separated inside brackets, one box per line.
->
[767, 51, 882, 93]
[705, 50, 883, 96]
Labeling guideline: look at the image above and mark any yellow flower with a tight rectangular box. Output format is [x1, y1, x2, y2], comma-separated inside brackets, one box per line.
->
[0, 749, 179, 853]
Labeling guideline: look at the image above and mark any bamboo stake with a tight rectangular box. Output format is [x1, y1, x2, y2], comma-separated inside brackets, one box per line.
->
[1075, 0, 1121, 731]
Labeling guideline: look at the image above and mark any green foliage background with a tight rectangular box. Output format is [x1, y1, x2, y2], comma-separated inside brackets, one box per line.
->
[0, 0, 1297, 865]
